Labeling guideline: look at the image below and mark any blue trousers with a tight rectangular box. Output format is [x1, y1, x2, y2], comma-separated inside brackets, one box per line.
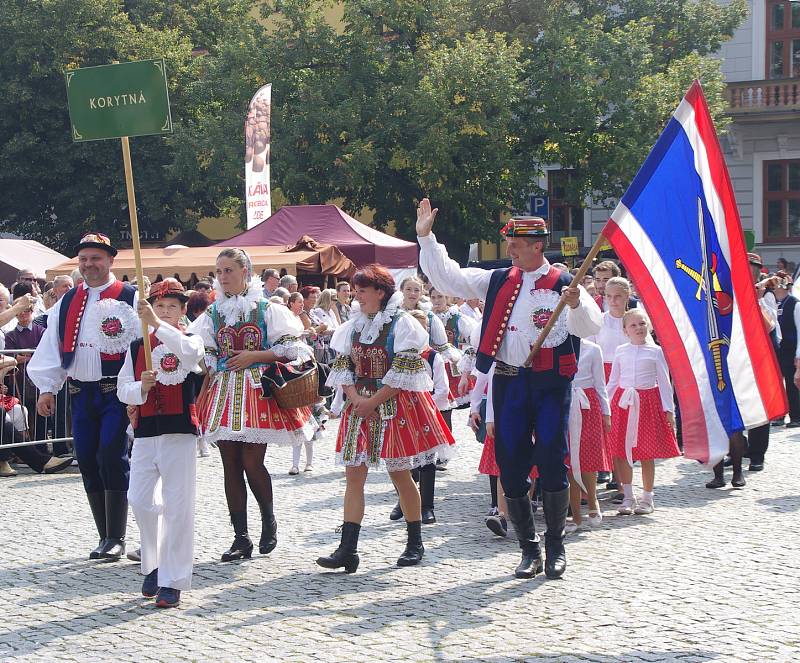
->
[70, 380, 130, 493]
[492, 370, 571, 497]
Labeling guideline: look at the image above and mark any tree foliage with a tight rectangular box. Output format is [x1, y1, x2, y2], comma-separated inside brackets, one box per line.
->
[0, 0, 747, 258]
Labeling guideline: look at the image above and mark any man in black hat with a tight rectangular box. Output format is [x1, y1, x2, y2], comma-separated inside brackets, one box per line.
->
[29, 232, 139, 560]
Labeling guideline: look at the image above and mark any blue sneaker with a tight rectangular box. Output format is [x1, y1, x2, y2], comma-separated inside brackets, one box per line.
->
[141, 568, 159, 598]
[156, 587, 181, 608]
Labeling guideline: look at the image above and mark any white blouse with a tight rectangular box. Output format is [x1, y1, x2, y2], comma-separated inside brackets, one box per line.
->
[435, 305, 478, 347]
[117, 323, 205, 406]
[418, 233, 602, 368]
[188, 298, 311, 371]
[426, 350, 452, 411]
[327, 302, 433, 393]
[310, 307, 340, 331]
[28, 278, 139, 394]
[607, 342, 674, 412]
[589, 311, 627, 364]
[572, 339, 610, 415]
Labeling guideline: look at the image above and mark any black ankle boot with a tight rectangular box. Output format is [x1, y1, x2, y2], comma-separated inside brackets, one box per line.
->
[397, 520, 424, 566]
[542, 488, 569, 579]
[259, 503, 277, 555]
[505, 494, 543, 579]
[316, 522, 361, 573]
[389, 502, 404, 521]
[98, 490, 127, 560]
[221, 511, 253, 562]
[419, 464, 436, 524]
[86, 491, 107, 560]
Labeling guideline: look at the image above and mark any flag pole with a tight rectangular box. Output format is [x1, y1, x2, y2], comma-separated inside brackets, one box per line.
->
[120, 135, 152, 371]
[523, 231, 608, 368]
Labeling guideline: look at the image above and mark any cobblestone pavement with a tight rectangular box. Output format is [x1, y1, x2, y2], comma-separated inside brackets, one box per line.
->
[1, 410, 799, 662]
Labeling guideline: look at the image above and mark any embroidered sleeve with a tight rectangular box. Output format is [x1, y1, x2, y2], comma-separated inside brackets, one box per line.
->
[457, 345, 476, 374]
[383, 350, 434, 392]
[271, 334, 314, 362]
[326, 353, 356, 387]
[188, 309, 219, 373]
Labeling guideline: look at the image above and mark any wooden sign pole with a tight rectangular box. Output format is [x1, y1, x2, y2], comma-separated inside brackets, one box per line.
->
[523, 231, 608, 368]
[120, 135, 152, 370]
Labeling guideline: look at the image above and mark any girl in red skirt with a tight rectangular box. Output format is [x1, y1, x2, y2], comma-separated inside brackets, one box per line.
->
[317, 265, 455, 573]
[607, 309, 679, 516]
[565, 339, 611, 533]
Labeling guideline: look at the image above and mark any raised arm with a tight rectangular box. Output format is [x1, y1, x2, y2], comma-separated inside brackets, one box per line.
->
[416, 198, 492, 300]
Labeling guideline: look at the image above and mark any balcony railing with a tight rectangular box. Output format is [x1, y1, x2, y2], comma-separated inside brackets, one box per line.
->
[727, 78, 800, 115]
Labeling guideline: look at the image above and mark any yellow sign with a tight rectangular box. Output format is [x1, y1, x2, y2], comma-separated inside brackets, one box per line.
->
[560, 236, 579, 257]
[599, 236, 613, 252]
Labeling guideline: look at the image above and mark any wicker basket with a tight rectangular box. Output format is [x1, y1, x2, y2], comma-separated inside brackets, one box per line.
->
[270, 364, 322, 409]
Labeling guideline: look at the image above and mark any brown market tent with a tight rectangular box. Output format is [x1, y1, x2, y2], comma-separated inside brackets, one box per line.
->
[46, 237, 355, 282]
[216, 205, 418, 269]
[0, 239, 70, 286]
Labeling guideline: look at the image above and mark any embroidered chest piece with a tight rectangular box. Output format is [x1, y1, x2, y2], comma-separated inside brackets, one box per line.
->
[216, 322, 263, 358]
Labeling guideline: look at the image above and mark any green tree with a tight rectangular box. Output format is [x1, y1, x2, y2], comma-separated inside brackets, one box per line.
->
[0, 0, 250, 252]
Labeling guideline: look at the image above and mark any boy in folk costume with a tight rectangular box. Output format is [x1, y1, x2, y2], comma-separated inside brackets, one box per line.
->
[417, 200, 601, 580]
[29, 233, 139, 560]
[117, 279, 204, 608]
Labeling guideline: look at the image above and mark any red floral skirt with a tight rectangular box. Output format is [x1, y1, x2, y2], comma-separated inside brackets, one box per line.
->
[566, 388, 610, 473]
[335, 389, 455, 471]
[199, 369, 314, 445]
[478, 434, 538, 480]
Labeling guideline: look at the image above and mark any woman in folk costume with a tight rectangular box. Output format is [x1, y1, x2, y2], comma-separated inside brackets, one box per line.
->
[429, 287, 477, 412]
[386, 309, 454, 525]
[189, 248, 315, 562]
[564, 339, 611, 534]
[316, 265, 455, 573]
[607, 309, 680, 516]
[117, 279, 204, 608]
[400, 276, 462, 369]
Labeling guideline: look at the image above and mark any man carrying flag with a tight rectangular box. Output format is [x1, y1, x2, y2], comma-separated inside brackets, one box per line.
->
[417, 206, 602, 580]
[601, 80, 787, 468]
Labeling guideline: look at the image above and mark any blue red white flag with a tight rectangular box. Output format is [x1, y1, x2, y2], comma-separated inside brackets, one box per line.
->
[603, 80, 787, 465]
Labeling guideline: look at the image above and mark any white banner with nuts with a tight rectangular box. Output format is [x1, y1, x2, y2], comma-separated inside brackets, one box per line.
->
[245, 83, 272, 229]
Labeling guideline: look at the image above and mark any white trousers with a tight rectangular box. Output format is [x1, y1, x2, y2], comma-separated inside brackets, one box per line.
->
[292, 441, 314, 467]
[127, 433, 197, 591]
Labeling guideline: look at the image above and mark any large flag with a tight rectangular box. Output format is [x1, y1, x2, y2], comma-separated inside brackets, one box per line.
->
[603, 80, 787, 465]
[245, 83, 272, 228]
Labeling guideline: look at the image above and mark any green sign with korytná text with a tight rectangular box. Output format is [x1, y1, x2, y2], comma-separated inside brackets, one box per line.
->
[65, 59, 172, 142]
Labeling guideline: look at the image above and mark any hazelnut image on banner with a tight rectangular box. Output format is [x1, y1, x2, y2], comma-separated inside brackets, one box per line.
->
[252, 154, 265, 173]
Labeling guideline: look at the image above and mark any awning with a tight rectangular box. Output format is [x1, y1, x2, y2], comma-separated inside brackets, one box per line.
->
[46, 239, 356, 282]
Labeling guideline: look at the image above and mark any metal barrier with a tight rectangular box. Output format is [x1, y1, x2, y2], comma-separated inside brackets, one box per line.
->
[0, 350, 73, 452]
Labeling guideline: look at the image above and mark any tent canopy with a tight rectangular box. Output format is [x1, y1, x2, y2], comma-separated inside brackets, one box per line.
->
[216, 205, 418, 269]
[0, 239, 70, 286]
[46, 239, 355, 282]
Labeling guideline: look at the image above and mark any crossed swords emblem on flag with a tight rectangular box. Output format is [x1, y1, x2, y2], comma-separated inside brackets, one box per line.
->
[674, 199, 733, 392]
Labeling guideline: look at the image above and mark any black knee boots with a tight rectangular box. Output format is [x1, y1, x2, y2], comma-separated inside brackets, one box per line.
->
[259, 502, 278, 555]
[397, 520, 424, 566]
[86, 491, 107, 560]
[505, 494, 543, 578]
[542, 488, 569, 579]
[221, 511, 253, 562]
[316, 522, 361, 573]
[419, 464, 436, 524]
[97, 490, 127, 560]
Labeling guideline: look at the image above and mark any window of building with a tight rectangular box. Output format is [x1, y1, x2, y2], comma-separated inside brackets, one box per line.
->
[764, 159, 800, 241]
[547, 170, 583, 248]
[766, 1, 800, 79]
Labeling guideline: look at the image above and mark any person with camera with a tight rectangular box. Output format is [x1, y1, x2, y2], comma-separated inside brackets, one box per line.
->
[748, 253, 779, 472]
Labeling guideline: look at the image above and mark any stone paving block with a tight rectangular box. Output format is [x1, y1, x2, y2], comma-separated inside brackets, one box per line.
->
[1, 411, 799, 661]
